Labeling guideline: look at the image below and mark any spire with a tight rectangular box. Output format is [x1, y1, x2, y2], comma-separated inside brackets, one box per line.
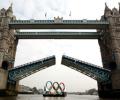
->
[45, 12, 47, 18]
[7, 3, 13, 13]
[69, 11, 71, 16]
[105, 2, 107, 7]
[6, 3, 13, 17]
[104, 3, 112, 17]
[112, 7, 119, 15]
[118, 2, 120, 14]
[105, 3, 110, 12]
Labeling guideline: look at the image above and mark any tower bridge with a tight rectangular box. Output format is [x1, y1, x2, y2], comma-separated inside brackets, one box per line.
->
[0, 3, 120, 98]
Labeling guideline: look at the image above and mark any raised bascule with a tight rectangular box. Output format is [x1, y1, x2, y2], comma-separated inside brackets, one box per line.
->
[0, 3, 120, 98]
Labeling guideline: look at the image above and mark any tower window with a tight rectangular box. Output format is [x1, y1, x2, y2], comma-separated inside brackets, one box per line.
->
[109, 61, 117, 70]
[2, 61, 9, 70]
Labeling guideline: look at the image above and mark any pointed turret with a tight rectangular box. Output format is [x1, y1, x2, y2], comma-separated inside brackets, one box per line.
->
[112, 7, 119, 15]
[6, 3, 13, 17]
[0, 8, 6, 16]
[104, 3, 112, 18]
[105, 3, 110, 12]
[8, 3, 13, 12]
[118, 2, 120, 14]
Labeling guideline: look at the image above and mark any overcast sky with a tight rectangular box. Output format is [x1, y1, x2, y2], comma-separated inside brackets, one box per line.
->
[1, 0, 120, 92]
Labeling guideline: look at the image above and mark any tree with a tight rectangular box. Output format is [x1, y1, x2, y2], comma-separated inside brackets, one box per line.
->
[86, 88, 98, 95]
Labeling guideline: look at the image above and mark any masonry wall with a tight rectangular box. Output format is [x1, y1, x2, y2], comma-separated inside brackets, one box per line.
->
[98, 4, 120, 90]
[0, 5, 17, 70]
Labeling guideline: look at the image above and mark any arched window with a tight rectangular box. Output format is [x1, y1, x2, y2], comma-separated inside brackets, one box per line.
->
[2, 61, 9, 70]
[109, 61, 117, 70]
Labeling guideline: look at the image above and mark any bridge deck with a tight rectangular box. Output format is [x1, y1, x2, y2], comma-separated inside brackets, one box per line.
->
[9, 20, 109, 29]
[61, 55, 111, 83]
[8, 55, 55, 81]
[15, 32, 101, 39]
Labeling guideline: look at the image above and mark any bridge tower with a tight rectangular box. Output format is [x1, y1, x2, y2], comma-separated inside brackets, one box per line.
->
[0, 4, 17, 70]
[98, 3, 120, 97]
[0, 4, 18, 95]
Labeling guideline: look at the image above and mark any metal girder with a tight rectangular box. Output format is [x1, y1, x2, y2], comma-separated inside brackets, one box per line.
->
[15, 32, 101, 39]
[8, 55, 55, 81]
[9, 20, 109, 29]
[61, 55, 111, 83]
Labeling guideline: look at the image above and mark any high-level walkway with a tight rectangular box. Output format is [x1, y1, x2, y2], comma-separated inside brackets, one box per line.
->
[15, 32, 102, 39]
[9, 20, 109, 29]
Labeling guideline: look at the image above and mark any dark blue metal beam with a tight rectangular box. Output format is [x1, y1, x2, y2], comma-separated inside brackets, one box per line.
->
[61, 55, 111, 83]
[8, 55, 55, 81]
[15, 32, 101, 39]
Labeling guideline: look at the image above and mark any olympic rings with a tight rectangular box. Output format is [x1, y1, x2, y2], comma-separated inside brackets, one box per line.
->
[46, 81, 52, 91]
[45, 81, 65, 93]
[53, 82, 59, 91]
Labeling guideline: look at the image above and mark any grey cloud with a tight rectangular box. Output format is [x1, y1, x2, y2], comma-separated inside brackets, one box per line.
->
[2, 0, 70, 19]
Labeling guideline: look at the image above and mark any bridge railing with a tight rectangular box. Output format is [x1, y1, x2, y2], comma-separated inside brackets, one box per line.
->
[15, 32, 101, 39]
[8, 55, 55, 81]
[61, 55, 111, 83]
[9, 20, 109, 24]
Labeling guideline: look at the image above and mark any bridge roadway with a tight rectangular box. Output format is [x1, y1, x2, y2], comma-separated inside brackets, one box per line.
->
[8, 55, 55, 81]
[9, 20, 109, 29]
[15, 32, 102, 39]
[61, 55, 111, 83]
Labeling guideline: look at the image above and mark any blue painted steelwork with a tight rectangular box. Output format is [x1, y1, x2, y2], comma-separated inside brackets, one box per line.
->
[61, 55, 111, 83]
[9, 20, 109, 29]
[15, 32, 102, 39]
[8, 55, 55, 81]
[10, 20, 108, 24]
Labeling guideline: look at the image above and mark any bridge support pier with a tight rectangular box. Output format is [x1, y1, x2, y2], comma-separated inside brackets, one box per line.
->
[97, 82, 112, 98]
[98, 89, 120, 98]
[96, 70, 120, 98]
[0, 90, 18, 96]
[0, 69, 18, 96]
[98, 84, 120, 98]
[98, 70, 120, 98]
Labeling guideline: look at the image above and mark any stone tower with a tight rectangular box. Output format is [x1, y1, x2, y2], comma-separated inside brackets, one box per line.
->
[0, 4, 17, 70]
[98, 3, 120, 97]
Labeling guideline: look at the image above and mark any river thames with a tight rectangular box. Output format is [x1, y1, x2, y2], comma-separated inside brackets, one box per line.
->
[0, 94, 118, 100]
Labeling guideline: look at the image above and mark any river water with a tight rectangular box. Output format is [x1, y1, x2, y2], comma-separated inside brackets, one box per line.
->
[0, 94, 119, 100]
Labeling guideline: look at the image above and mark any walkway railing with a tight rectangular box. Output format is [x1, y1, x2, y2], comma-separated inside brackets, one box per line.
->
[9, 20, 109, 29]
[15, 32, 102, 39]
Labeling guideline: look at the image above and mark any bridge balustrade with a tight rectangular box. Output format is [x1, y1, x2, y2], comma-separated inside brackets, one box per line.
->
[61, 55, 111, 84]
[10, 20, 109, 24]
[8, 56, 55, 81]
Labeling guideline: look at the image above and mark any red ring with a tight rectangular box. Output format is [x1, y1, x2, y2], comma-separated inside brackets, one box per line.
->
[59, 82, 65, 91]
